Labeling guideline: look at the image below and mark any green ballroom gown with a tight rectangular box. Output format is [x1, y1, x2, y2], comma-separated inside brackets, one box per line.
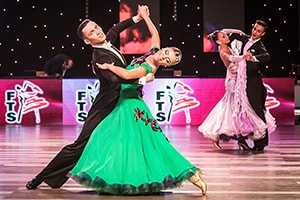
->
[69, 60, 201, 195]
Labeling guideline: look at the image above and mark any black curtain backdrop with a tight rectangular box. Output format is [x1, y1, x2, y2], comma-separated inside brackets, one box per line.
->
[0, 0, 299, 78]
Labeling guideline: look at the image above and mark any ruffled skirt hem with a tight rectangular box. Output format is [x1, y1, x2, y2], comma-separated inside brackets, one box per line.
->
[68, 167, 197, 195]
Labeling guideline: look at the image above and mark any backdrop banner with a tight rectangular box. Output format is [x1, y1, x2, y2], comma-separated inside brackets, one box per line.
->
[0, 78, 294, 126]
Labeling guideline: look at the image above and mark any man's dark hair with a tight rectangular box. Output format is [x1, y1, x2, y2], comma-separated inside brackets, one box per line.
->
[77, 19, 91, 40]
[255, 20, 268, 32]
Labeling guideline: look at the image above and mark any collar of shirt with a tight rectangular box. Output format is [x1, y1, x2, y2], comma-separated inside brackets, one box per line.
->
[92, 41, 125, 65]
[92, 41, 112, 50]
[249, 38, 261, 43]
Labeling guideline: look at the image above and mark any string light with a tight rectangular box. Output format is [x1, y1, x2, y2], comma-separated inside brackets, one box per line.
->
[85, 0, 89, 18]
[173, 0, 177, 21]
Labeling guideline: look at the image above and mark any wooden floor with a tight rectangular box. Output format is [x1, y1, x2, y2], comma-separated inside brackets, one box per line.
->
[1, 124, 300, 200]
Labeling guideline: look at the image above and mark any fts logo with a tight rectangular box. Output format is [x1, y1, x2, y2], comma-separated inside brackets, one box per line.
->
[155, 81, 200, 124]
[76, 81, 99, 123]
[5, 80, 49, 124]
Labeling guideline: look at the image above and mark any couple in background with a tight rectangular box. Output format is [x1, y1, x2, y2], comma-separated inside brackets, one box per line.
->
[198, 20, 276, 152]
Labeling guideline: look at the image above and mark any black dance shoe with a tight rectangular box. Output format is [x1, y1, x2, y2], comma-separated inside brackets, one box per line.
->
[238, 140, 251, 150]
[252, 146, 265, 153]
[26, 177, 42, 190]
[213, 140, 222, 150]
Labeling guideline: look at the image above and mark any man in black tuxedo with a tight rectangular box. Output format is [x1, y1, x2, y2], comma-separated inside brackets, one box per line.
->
[26, 5, 153, 189]
[225, 20, 271, 152]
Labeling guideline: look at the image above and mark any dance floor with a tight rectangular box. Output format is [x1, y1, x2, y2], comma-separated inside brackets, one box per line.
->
[0, 124, 300, 200]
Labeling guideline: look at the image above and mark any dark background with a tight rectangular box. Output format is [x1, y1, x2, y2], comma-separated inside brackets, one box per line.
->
[203, 0, 245, 53]
[0, 0, 299, 78]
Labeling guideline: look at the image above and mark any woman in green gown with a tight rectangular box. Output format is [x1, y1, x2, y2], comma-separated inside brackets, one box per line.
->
[68, 6, 207, 196]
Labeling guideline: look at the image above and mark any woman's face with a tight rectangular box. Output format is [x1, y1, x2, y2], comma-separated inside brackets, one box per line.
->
[155, 48, 180, 67]
[217, 31, 230, 45]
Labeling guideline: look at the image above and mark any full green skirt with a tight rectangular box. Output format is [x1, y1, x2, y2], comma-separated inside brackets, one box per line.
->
[69, 95, 199, 195]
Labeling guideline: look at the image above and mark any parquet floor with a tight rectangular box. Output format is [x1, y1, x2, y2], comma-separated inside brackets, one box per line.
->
[0, 124, 300, 200]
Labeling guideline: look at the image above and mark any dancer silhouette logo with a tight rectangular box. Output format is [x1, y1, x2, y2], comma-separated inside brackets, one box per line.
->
[5, 80, 49, 124]
[154, 81, 200, 124]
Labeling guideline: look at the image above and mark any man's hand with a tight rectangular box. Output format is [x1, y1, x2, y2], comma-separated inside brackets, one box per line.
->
[145, 73, 154, 83]
[244, 51, 255, 62]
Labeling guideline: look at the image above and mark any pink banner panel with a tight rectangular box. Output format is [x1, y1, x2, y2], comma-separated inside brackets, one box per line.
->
[142, 78, 294, 125]
[0, 79, 62, 125]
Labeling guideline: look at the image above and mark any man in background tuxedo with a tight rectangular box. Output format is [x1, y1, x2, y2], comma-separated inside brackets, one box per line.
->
[26, 5, 153, 189]
[224, 20, 271, 152]
[43, 53, 74, 78]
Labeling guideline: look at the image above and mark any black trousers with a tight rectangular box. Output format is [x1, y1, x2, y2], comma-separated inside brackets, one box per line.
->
[35, 96, 117, 188]
[246, 78, 268, 148]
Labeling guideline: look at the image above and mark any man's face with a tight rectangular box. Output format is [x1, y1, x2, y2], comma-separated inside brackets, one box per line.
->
[82, 21, 106, 45]
[63, 60, 73, 70]
[251, 23, 265, 40]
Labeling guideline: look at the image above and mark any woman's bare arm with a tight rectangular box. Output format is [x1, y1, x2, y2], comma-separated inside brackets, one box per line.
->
[97, 63, 147, 79]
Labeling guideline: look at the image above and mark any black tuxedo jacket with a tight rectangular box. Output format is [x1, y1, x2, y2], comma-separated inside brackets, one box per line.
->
[229, 33, 271, 122]
[82, 18, 139, 139]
